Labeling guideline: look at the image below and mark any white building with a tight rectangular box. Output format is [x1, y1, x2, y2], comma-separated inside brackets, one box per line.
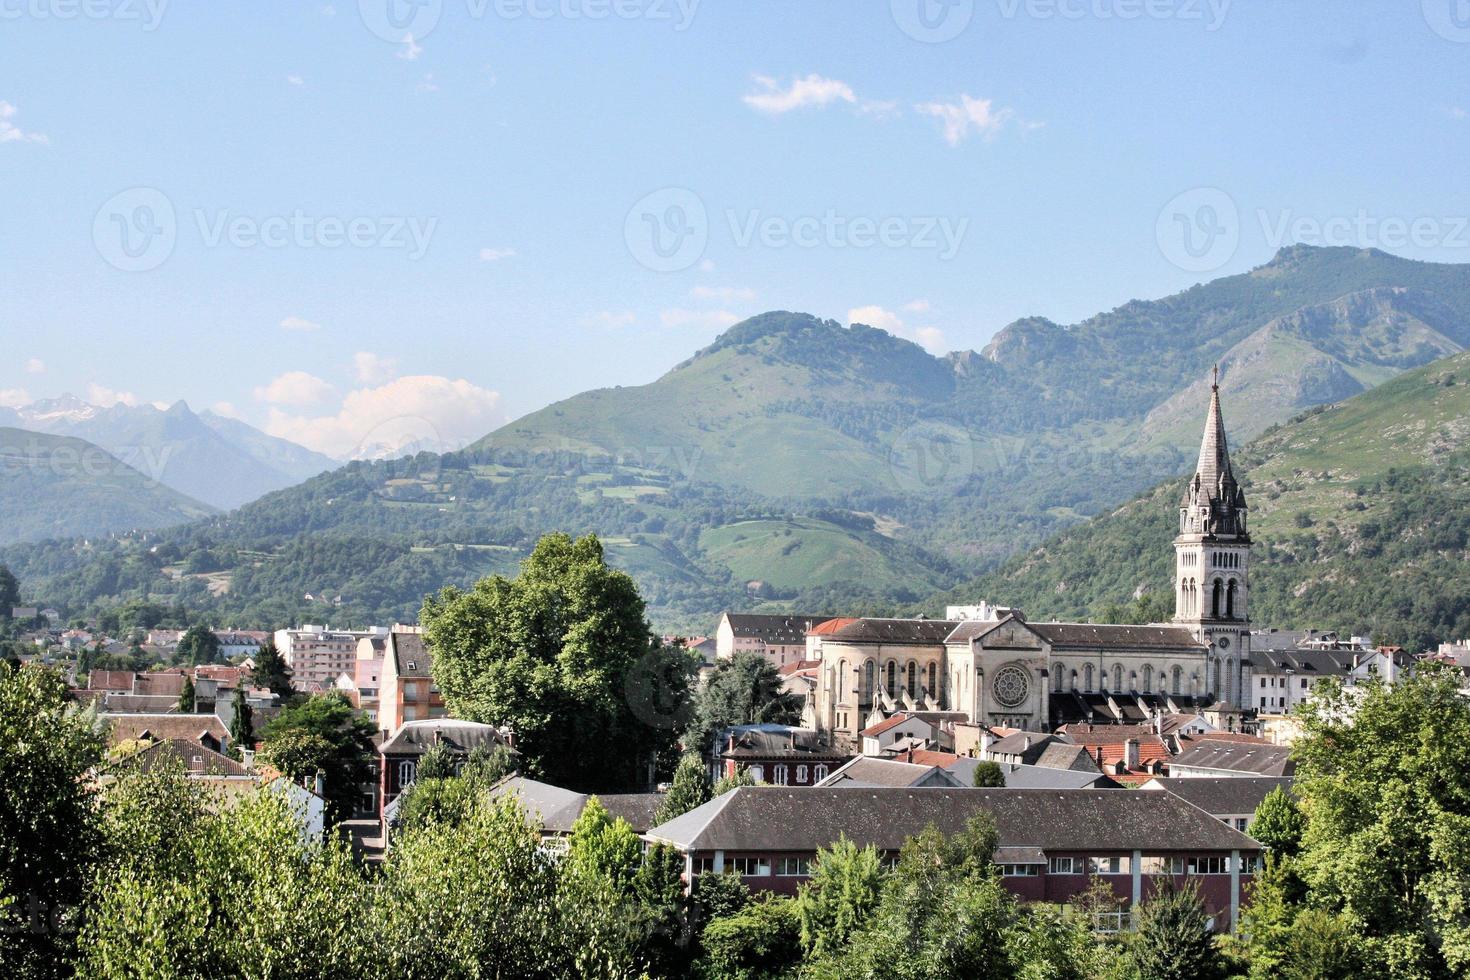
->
[273, 625, 388, 690]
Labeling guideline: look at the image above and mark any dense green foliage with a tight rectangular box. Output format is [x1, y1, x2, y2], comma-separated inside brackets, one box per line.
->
[685, 652, 804, 756]
[250, 640, 294, 698]
[654, 751, 713, 825]
[422, 533, 692, 791]
[258, 692, 377, 825]
[176, 623, 219, 666]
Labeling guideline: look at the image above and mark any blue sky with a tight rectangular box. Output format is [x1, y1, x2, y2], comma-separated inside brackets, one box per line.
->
[3, 0, 1469, 457]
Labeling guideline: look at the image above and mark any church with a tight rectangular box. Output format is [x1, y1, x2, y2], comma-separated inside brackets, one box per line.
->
[811, 377, 1253, 738]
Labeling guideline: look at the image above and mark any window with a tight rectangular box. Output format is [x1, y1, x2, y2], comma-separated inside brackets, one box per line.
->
[796, 765, 808, 783]
[398, 760, 416, 787]
[749, 765, 764, 783]
[1300, 678, 1308, 689]
[1260, 696, 1267, 708]
[1048, 856, 1078, 875]
[906, 662, 917, 699]
[886, 662, 896, 696]
[776, 857, 810, 876]
[1184, 856, 1230, 875]
[772, 764, 788, 786]
[1088, 856, 1130, 875]
[728, 857, 771, 877]
[1241, 855, 1261, 873]
[1142, 665, 1152, 693]
[1084, 664, 1094, 693]
[1235, 818, 1249, 831]
[999, 864, 1041, 877]
[928, 662, 937, 697]
[813, 764, 828, 782]
[692, 856, 717, 874]
[864, 661, 875, 700]
[1172, 665, 1182, 696]
[1140, 856, 1171, 874]
[1113, 664, 1123, 692]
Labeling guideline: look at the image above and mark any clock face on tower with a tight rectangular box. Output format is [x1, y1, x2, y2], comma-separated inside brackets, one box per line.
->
[993, 665, 1029, 708]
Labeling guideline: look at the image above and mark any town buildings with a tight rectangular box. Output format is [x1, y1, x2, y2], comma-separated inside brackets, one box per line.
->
[715, 613, 827, 666]
[376, 626, 445, 735]
[273, 625, 388, 691]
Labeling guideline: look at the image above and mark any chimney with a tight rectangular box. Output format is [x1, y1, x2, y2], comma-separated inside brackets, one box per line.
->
[1022, 735, 1031, 751]
[313, 771, 325, 796]
[1124, 738, 1140, 771]
[980, 729, 993, 755]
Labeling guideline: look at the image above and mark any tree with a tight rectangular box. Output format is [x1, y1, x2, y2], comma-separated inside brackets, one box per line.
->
[177, 673, 196, 713]
[0, 564, 19, 618]
[565, 797, 642, 890]
[0, 664, 105, 977]
[250, 641, 293, 699]
[1290, 667, 1470, 975]
[228, 685, 254, 754]
[259, 692, 376, 825]
[1116, 882, 1221, 980]
[177, 624, 220, 666]
[685, 652, 803, 757]
[795, 835, 884, 957]
[415, 741, 456, 780]
[697, 896, 803, 980]
[1250, 786, 1305, 856]
[421, 532, 689, 792]
[655, 752, 712, 825]
[712, 765, 756, 797]
[972, 760, 1006, 787]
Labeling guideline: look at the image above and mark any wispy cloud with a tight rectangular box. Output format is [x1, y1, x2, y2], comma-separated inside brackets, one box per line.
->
[253, 371, 336, 406]
[848, 305, 947, 355]
[660, 308, 740, 330]
[417, 73, 439, 93]
[479, 247, 516, 262]
[914, 95, 1014, 146]
[0, 388, 30, 408]
[398, 33, 423, 61]
[0, 101, 47, 145]
[743, 74, 856, 114]
[903, 299, 931, 313]
[353, 351, 399, 385]
[86, 383, 148, 408]
[280, 315, 322, 332]
[25, 358, 44, 375]
[286, 74, 304, 86]
[581, 310, 636, 329]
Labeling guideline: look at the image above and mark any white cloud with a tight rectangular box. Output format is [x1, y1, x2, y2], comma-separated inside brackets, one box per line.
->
[743, 74, 856, 114]
[24, 358, 44, 374]
[280, 315, 322, 332]
[287, 74, 304, 86]
[698, 259, 716, 273]
[847, 305, 948, 355]
[398, 33, 423, 60]
[479, 247, 516, 261]
[353, 351, 399, 384]
[211, 401, 240, 418]
[86, 383, 142, 408]
[659, 308, 740, 330]
[689, 285, 755, 303]
[263, 375, 506, 459]
[0, 101, 48, 145]
[581, 310, 636, 329]
[903, 299, 931, 313]
[914, 94, 1014, 146]
[0, 388, 30, 408]
[253, 371, 336, 407]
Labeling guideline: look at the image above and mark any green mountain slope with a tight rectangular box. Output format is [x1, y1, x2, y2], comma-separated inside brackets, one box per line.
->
[0, 427, 215, 545]
[950, 351, 1470, 650]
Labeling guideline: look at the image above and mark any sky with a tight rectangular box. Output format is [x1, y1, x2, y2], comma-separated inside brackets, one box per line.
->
[2, 0, 1470, 458]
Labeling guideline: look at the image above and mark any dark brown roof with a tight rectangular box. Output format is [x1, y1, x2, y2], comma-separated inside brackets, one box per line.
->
[133, 673, 187, 697]
[721, 728, 848, 761]
[122, 738, 251, 777]
[827, 618, 958, 645]
[105, 713, 229, 747]
[1148, 777, 1293, 817]
[722, 614, 827, 644]
[1030, 623, 1206, 652]
[379, 719, 510, 756]
[391, 629, 431, 677]
[817, 757, 959, 788]
[598, 793, 665, 834]
[648, 787, 1260, 854]
[1171, 741, 1295, 777]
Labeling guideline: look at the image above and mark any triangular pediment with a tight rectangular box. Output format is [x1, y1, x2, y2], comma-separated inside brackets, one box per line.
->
[969, 614, 1045, 650]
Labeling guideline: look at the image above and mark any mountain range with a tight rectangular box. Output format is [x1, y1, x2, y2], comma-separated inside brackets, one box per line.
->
[6, 245, 1470, 638]
[0, 395, 337, 511]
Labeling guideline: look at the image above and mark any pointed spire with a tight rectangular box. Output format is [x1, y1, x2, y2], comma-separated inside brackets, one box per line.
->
[1195, 373, 1233, 495]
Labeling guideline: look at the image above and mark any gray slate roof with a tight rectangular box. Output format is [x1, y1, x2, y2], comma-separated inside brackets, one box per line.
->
[379, 719, 509, 756]
[1030, 623, 1207, 652]
[722, 614, 826, 644]
[391, 630, 431, 677]
[647, 787, 1260, 854]
[817, 756, 963, 789]
[488, 776, 664, 834]
[1171, 741, 1295, 777]
[1147, 777, 1293, 817]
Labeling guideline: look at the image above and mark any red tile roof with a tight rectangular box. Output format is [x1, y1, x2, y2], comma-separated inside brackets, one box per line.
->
[860, 713, 915, 738]
[808, 617, 859, 635]
[891, 748, 959, 768]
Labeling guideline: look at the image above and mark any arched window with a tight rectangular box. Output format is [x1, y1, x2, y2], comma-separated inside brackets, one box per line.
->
[1070, 669, 1078, 693]
[1226, 580, 1237, 620]
[837, 659, 846, 701]
[906, 662, 917, 700]
[1084, 664, 1094, 693]
[1212, 579, 1223, 619]
[1054, 667, 1064, 692]
[927, 662, 937, 698]
[1142, 665, 1153, 693]
[886, 661, 896, 697]
[398, 760, 416, 787]
[864, 661, 875, 700]
[1172, 665, 1183, 696]
[1212, 657, 1222, 698]
[1113, 664, 1123, 692]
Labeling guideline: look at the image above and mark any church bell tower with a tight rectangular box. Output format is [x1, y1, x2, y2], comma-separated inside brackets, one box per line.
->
[1174, 368, 1251, 708]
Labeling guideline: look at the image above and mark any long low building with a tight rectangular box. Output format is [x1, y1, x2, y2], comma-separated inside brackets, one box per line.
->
[646, 786, 1261, 930]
